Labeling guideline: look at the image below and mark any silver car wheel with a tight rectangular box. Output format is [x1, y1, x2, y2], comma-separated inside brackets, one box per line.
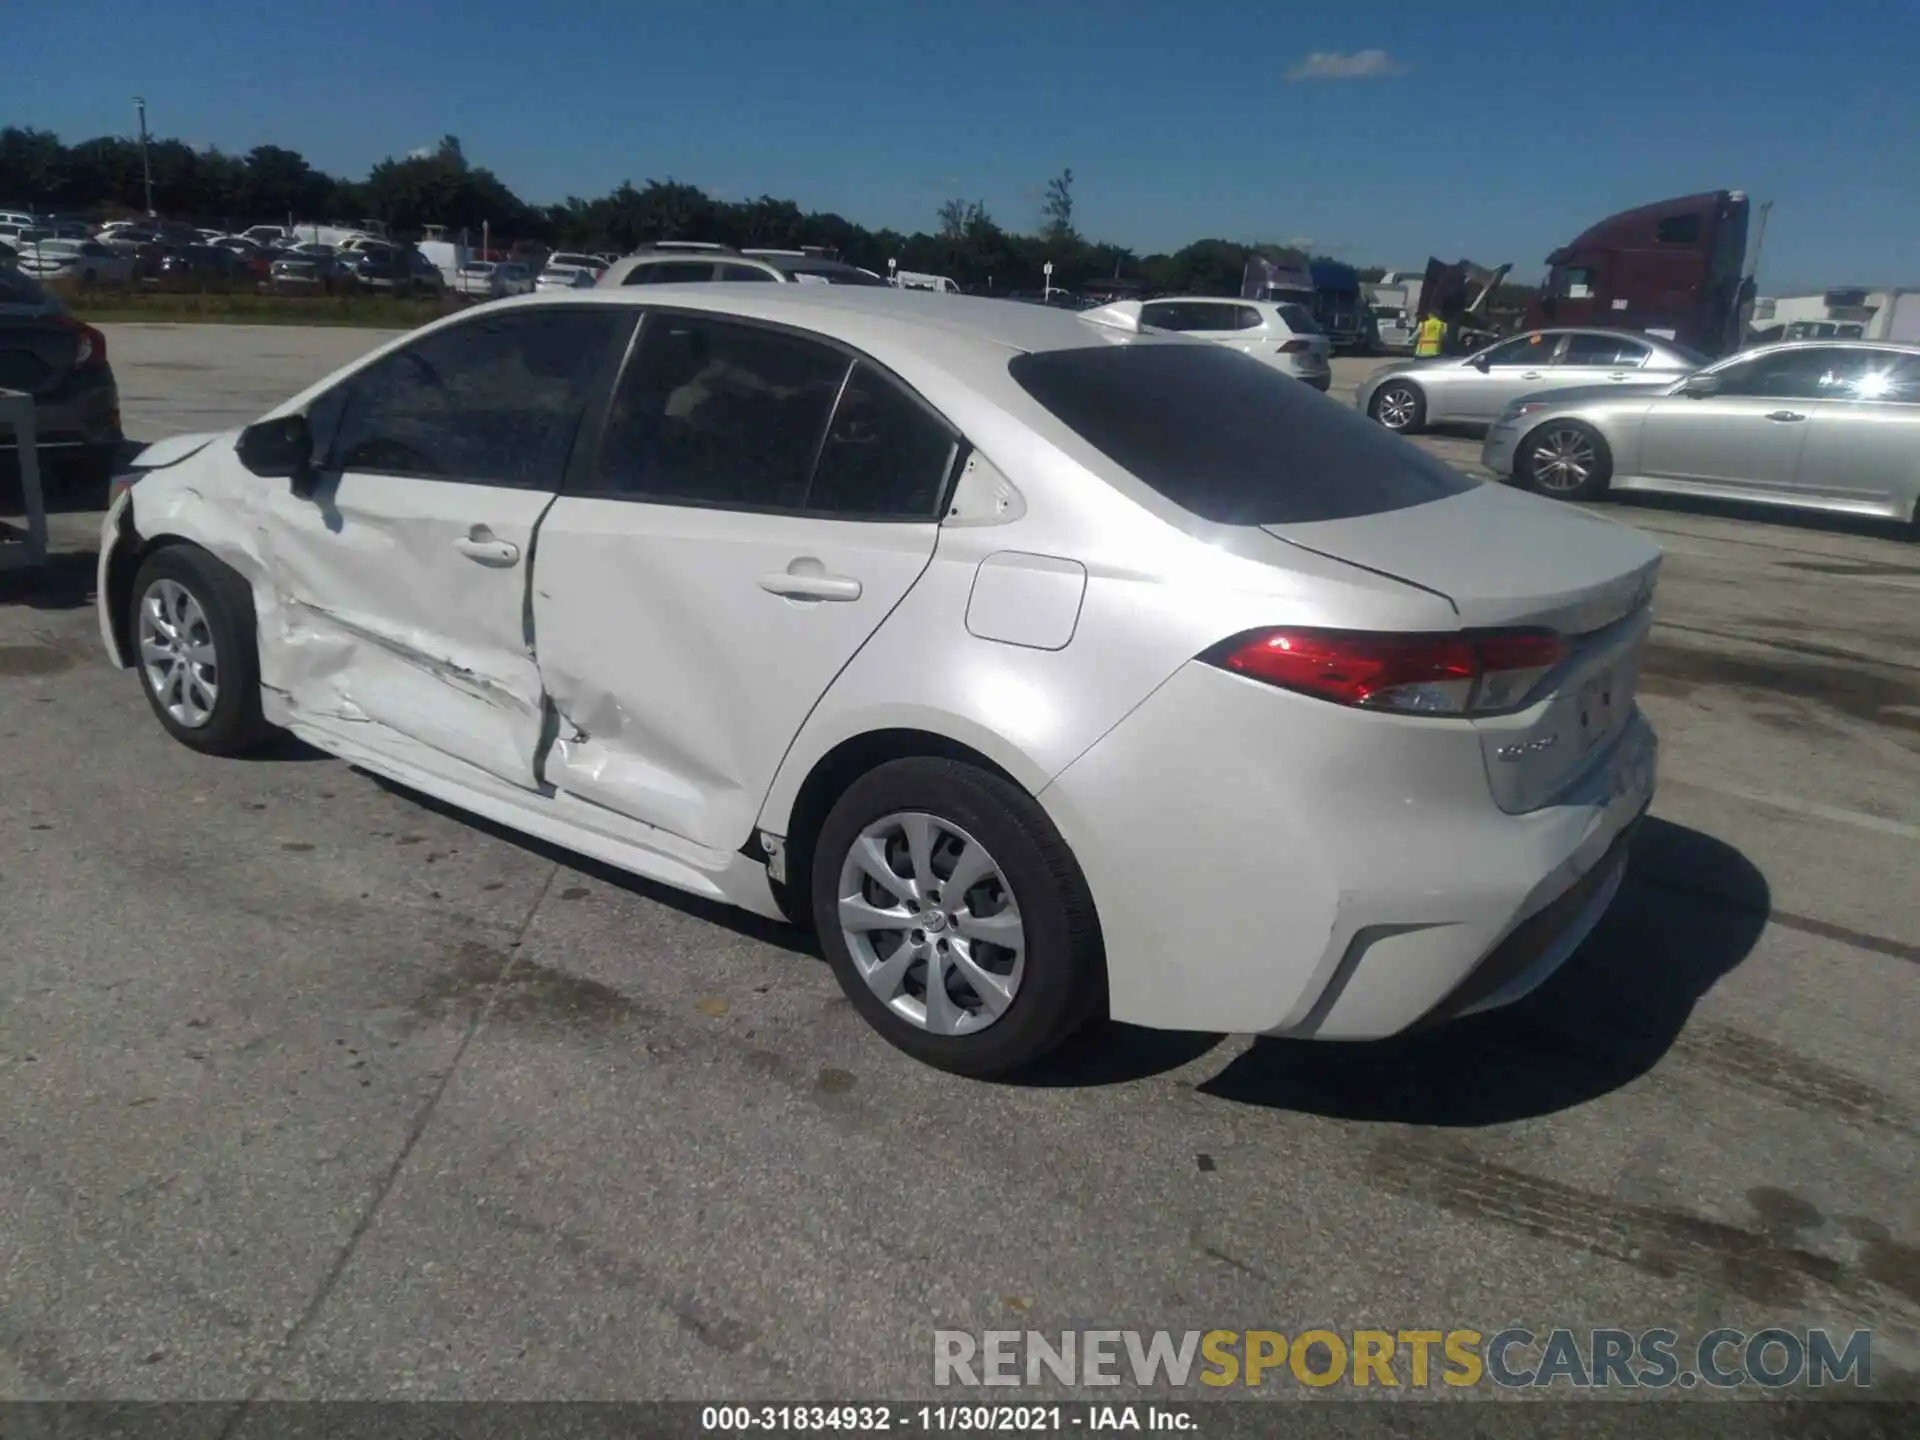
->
[138, 578, 220, 729]
[1375, 385, 1419, 430]
[836, 811, 1026, 1037]
[1530, 427, 1597, 493]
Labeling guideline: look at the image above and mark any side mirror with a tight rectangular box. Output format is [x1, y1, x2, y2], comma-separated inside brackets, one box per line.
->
[1679, 374, 1722, 398]
[1469, 354, 1491, 372]
[237, 414, 314, 493]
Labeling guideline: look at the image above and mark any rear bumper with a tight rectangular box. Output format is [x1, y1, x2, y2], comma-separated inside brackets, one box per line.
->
[0, 372, 122, 452]
[1038, 661, 1657, 1039]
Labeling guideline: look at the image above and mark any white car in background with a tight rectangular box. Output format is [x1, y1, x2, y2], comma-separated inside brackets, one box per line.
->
[11, 238, 136, 287]
[536, 253, 608, 291]
[1087, 296, 1335, 390]
[453, 261, 535, 298]
[96, 286, 1658, 1078]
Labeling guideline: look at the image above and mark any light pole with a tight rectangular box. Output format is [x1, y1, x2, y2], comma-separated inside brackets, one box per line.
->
[133, 96, 154, 216]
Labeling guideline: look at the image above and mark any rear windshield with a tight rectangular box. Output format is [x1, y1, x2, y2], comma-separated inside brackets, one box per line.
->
[1007, 343, 1478, 526]
[1276, 303, 1320, 334]
[778, 262, 888, 286]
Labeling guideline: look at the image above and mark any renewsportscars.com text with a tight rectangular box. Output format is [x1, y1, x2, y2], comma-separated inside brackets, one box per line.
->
[933, 1327, 1874, 1390]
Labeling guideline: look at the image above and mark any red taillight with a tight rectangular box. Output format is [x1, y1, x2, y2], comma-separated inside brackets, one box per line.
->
[1203, 627, 1570, 715]
[56, 315, 108, 370]
[1279, 339, 1311, 354]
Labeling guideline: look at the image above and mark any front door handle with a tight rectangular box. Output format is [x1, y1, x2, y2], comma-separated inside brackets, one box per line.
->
[759, 563, 862, 602]
[1765, 410, 1807, 423]
[1606, 372, 1633, 381]
[454, 533, 521, 566]
[1520, 371, 1545, 380]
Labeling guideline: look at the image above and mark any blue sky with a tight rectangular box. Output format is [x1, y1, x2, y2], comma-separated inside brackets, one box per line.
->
[9, 0, 1918, 291]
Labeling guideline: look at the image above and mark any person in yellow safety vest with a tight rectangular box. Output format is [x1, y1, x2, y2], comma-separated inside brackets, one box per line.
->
[1414, 313, 1448, 358]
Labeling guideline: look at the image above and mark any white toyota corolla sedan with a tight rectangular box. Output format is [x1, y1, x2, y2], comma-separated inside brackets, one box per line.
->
[98, 285, 1660, 1077]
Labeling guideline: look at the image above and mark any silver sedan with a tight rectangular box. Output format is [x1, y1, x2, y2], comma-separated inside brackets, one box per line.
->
[1356, 329, 1707, 433]
[1481, 340, 1920, 521]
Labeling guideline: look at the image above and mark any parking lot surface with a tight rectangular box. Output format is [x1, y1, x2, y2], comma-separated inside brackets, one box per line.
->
[1, 326, 1916, 1410]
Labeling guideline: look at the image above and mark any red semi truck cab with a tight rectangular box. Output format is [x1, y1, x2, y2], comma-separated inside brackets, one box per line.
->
[1525, 191, 1753, 357]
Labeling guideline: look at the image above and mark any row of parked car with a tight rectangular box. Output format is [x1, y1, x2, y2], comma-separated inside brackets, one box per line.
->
[0, 212, 456, 297]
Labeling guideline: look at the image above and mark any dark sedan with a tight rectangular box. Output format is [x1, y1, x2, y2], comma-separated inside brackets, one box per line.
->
[337, 245, 419, 294]
[149, 245, 250, 290]
[0, 266, 123, 485]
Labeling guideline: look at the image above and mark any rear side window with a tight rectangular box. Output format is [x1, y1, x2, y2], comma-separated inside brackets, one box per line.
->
[623, 261, 718, 285]
[1008, 344, 1477, 526]
[1560, 334, 1650, 367]
[592, 314, 850, 508]
[718, 264, 777, 282]
[806, 362, 959, 518]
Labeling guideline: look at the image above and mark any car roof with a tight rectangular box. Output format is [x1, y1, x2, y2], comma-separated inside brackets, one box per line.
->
[487, 284, 1183, 367]
[1715, 338, 1920, 363]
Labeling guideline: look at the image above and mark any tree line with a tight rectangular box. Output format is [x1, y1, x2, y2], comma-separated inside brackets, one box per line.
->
[1, 126, 1394, 296]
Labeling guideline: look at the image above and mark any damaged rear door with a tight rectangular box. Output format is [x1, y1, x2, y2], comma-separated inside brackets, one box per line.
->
[256, 305, 631, 787]
[529, 309, 960, 851]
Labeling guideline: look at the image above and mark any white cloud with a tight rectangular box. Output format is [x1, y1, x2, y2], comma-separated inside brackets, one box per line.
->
[1287, 235, 1315, 250]
[1285, 49, 1410, 82]
[407, 146, 433, 160]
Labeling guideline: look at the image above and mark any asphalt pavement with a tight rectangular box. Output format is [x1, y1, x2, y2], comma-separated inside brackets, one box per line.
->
[0, 326, 1915, 1415]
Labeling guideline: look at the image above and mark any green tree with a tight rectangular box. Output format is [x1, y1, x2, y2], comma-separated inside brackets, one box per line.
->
[1040, 168, 1075, 242]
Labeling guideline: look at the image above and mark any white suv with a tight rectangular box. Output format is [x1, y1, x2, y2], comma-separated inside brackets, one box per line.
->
[1087, 296, 1334, 390]
[599, 244, 889, 289]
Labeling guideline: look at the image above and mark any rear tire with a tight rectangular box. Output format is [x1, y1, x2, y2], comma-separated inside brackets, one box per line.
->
[1369, 381, 1426, 433]
[1518, 420, 1613, 502]
[811, 758, 1104, 1078]
[129, 546, 276, 756]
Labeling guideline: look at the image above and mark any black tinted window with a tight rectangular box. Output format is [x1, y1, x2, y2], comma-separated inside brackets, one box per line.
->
[593, 314, 849, 508]
[1561, 334, 1650, 366]
[1716, 348, 1860, 400]
[1656, 214, 1702, 245]
[777, 263, 888, 286]
[624, 261, 717, 285]
[718, 264, 777, 281]
[807, 362, 958, 519]
[1848, 353, 1920, 403]
[1009, 344, 1477, 526]
[1276, 303, 1319, 333]
[325, 308, 625, 487]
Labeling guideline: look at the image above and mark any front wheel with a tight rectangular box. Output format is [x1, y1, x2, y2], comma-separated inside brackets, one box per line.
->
[1518, 420, 1613, 502]
[129, 546, 277, 756]
[811, 758, 1104, 1078]
[1369, 381, 1426, 433]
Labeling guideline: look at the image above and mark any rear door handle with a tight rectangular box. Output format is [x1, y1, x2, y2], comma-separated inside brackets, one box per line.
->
[1520, 371, 1545, 379]
[454, 533, 521, 566]
[759, 568, 862, 602]
[1606, 372, 1633, 381]
[1765, 410, 1806, 423]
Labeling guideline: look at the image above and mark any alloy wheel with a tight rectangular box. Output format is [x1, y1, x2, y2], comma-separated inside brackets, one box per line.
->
[1530, 427, 1597, 493]
[138, 578, 220, 728]
[1376, 386, 1419, 430]
[835, 811, 1026, 1036]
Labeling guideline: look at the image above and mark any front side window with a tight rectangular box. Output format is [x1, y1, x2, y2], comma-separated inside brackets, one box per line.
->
[591, 314, 850, 508]
[1713, 347, 1863, 400]
[323, 308, 627, 488]
[1560, 334, 1651, 367]
[1009, 343, 1477, 526]
[1140, 302, 1198, 333]
[1555, 267, 1597, 300]
[1656, 214, 1702, 245]
[718, 264, 777, 282]
[1482, 333, 1560, 367]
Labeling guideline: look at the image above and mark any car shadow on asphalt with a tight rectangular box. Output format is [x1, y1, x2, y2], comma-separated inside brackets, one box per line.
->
[1191, 817, 1770, 1125]
[0, 546, 97, 610]
[363, 772, 821, 959]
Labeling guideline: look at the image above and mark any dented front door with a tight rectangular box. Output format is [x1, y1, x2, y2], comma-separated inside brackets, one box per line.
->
[253, 305, 631, 788]
[258, 471, 555, 786]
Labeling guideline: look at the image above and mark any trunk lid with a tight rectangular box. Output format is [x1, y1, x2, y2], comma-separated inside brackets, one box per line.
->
[1264, 483, 1662, 814]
